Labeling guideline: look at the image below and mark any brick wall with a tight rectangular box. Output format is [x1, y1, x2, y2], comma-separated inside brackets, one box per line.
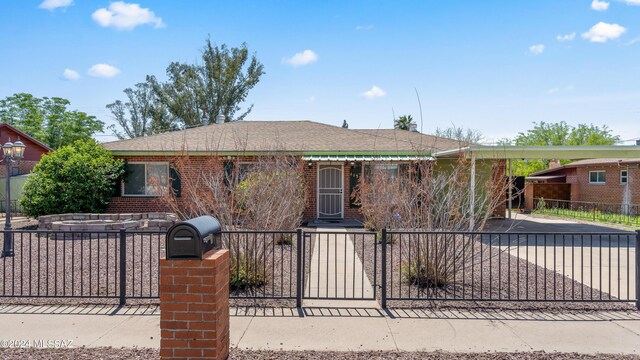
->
[159, 249, 230, 359]
[0, 160, 39, 177]
[491, 159, 507, 218]
[571, 165, 640, 205]
[108, 155, 505, 223]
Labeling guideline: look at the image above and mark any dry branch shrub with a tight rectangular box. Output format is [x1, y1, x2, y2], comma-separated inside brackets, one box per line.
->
[356, 156, 510, 289]
[160, 152, 306, 290]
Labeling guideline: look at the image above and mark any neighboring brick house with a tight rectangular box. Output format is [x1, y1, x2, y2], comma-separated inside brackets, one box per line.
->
[102, 120, 504, 223]
[0, 122, 52, 177]
[524, 158, 640, 209]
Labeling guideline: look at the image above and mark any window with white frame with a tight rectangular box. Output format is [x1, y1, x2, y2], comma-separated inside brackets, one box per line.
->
[589, 170, 606, 184]
[123, 163, 169, 196]
[620, 170, 628, 185]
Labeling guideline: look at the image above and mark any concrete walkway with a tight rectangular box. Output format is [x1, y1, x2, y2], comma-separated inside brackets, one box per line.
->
[1, 304, 639, 354]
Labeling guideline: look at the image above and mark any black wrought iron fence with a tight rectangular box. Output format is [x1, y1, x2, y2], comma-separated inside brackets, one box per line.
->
[0, 229, 300, 305]
[381, 230, 638, 308]
[0, 199, 23, 216]
[1, 228, 638, 309]
[533, 198, 640, 226]
[222, 230, 299, 300]
[0, 230, 165, 303]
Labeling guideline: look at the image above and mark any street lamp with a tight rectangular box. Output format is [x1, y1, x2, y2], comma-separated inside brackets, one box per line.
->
[1, 138, 25, 257]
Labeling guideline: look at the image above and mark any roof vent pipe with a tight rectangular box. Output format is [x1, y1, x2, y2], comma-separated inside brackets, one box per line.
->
[409, 122, 418, 132]
[216, 115, 225, 124]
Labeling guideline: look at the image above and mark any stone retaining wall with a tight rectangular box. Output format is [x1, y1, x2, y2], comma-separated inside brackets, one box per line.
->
[38, 213, 178, 232]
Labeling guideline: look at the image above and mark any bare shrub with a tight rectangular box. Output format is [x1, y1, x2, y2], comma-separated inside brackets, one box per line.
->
[356, 155, 512, 289]
[234, 155, 306, 230]
[159, 150, 306, 291]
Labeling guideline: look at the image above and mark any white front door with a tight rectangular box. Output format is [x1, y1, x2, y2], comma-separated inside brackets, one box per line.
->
[317, 164, 344, 219]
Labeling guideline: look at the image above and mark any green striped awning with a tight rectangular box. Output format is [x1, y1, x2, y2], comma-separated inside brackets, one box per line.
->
[302, 155, 434, 162]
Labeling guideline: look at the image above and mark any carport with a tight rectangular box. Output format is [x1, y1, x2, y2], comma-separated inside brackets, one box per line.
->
[433, 145, 640, 231]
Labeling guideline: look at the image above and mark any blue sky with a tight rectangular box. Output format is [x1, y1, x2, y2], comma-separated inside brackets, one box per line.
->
[1, 0, 639, 143]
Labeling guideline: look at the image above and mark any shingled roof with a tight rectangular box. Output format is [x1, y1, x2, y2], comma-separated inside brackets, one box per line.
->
[102, 120, 463, 155]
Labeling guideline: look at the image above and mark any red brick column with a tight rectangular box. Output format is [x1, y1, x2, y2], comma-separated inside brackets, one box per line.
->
[160, 249, 230, 360]
[524, 183, 534, 211]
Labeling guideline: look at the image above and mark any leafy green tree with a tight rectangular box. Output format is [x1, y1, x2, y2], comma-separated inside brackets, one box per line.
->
[435, 125, 483, 143]
[147, 38, 265, 128]
[512, 121, 620, 175]
[394, 115, 413, 130]
[342, 120, 349, 128]
[0, 93, 104, 149]
[20, 139, 125, 217]
[107, 81, 176, 139]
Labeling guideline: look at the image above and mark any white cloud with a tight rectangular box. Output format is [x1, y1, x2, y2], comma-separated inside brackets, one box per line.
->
[284, 50, 318, 66]
[39, 0, 72, 10]
[362, 85, 386, 99]
[557, 32, 576, 42]
[62, 68, 80, 80]
[548, 85, 575, 94]
[591, 0, 610, 10]
[624, 37, 640, 46]
[529, 44, 545, 55]
[306, 96, 316, 103]
[92, 2, 164, 30]
[582, 22, 626, 42]
[356, 25, 374, 31]
[622, 0, 640, 5]
[88, 64, 120, 78]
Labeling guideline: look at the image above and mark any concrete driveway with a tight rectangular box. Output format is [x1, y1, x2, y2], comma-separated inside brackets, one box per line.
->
[486, 214, 637, 301]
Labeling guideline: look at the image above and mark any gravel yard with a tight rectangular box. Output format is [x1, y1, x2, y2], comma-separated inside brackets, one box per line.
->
[0, 348, 637, 360]
[0, 230, 300, 307]
[353, 231, 636, 311]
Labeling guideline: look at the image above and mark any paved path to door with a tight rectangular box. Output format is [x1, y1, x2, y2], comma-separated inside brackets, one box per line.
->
[304, 228, 375, 304]
[487, 214, 637, 301]
[1, 305, 639, 354]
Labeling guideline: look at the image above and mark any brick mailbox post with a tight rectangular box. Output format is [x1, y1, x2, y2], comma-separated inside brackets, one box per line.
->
[160, 216, 230, 359]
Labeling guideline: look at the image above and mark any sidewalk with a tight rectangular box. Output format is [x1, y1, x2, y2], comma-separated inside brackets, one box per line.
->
[1, 304, 639, 354]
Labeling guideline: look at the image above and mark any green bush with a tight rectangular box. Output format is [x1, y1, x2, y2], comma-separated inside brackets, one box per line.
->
[20, 139, 125, 217]
[230, 254, 267, 290]
[401, 259, 449, 288]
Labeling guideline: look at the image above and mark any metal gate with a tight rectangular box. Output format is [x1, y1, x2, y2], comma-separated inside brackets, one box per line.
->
[301, 231, 377, 300]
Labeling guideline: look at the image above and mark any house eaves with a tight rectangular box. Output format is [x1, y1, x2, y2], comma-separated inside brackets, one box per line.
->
[433, 145, 640, 160]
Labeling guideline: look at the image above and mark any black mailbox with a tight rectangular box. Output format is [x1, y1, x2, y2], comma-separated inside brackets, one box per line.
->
[166, 216, 222, 259]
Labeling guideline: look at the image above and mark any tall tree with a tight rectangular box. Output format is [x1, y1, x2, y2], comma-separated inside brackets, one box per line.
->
[512, 121, 620, 175]
[148, 38, 265, 128]
[342, 120, 348, 128]
[106, 81, 176, 139]
[0, 93, 104, 149]
[394, 114, 413, 130]
[435, 125, 483, 143]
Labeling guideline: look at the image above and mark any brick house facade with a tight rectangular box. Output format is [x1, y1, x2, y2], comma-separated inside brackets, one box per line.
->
[103, 121, 506, 223]
[524, 158, 640, 209]
[0, 122, 52, 177]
